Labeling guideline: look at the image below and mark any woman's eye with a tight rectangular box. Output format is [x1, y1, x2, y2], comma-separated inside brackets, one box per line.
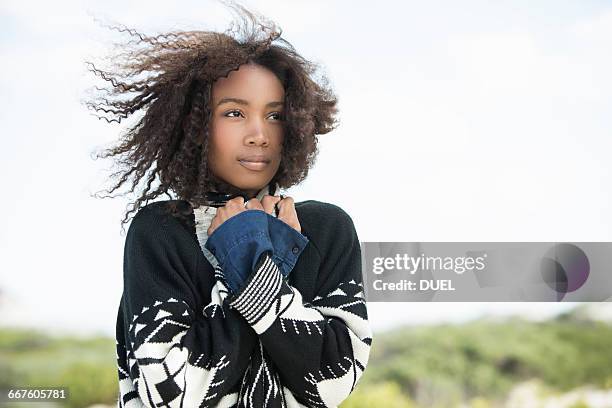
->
[224, 110, 243, 118]
[268, 112, 283, 121]
[223, 110, 282, 120]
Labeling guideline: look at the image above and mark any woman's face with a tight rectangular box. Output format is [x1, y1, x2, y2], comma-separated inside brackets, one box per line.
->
[208, 63, 285, 197]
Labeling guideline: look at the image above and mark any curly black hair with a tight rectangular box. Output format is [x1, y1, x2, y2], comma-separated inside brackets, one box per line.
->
[84, 1, 339, 232]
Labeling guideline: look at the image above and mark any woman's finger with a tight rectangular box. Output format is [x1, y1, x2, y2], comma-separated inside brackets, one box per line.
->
[277, 196, 294, 217]
[245, 198, 264, 211]
[261, 195, 282, 215]
[277, 196, 301, 233]
[227, 196, 245, 209]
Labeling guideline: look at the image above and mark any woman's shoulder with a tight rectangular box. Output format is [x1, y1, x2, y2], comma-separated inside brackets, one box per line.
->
[128, 199, 194, 237]
[295, 200, 355, 224]
[295, 200, 359, 244]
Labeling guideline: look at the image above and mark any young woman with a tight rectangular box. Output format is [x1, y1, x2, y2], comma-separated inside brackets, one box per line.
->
[87, 3, 372, 407]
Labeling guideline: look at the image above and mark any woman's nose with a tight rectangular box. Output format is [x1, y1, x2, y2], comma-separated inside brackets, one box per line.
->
[244, 119, 269, 146]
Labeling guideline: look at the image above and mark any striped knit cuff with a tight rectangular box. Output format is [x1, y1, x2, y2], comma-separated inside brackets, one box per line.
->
[227, 251, 283, 333]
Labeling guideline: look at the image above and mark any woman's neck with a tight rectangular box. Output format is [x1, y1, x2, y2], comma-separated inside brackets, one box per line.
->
[208, 175, 263, 199]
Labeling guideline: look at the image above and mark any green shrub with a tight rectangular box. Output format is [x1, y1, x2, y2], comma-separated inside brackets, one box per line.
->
[55, 361, 118, 408]
[341, 382, 416, 408]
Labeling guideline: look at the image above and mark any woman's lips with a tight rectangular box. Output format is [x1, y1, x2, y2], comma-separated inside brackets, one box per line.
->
[238, 160, 269, 171]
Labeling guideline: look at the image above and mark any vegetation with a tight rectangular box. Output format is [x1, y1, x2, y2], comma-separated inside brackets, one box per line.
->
[1, 305, 611, 407]
[0, 328, 117, 408]
[342, 313, 612, 407]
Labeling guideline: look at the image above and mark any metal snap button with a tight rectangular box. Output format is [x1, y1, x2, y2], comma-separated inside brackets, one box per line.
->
[292, 245, 299, 254]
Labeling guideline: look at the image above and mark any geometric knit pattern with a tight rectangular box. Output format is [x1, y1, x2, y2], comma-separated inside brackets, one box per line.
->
[115, 191, 372, 408]
[228, 254, 372, 407]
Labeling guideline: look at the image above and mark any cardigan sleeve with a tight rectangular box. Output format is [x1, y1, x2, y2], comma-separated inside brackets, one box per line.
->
[120, 204, 257, 408]
[225, 204, 373, 407]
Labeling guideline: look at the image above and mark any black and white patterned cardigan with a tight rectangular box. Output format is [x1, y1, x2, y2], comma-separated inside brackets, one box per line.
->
[115, 186, 372, 407]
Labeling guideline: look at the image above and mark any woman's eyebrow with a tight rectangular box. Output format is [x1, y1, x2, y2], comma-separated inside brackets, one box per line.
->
[216, 97, 284, 108]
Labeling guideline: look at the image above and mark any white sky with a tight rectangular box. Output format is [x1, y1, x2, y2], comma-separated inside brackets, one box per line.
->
[1, 0, 611, 336]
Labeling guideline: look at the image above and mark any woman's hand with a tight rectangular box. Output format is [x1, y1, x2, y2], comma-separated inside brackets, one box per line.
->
[262, 195, 301, 234]
[260, 194, 282, 216]
[207, 196, 264, 236]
